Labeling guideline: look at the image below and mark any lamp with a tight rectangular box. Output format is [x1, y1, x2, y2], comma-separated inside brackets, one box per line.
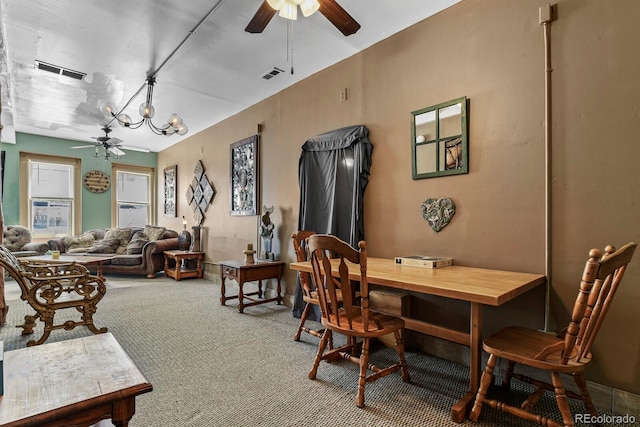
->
[267, 0, 320, 20]
[102, 77, 188, 137]
[178, 216, 192, 251]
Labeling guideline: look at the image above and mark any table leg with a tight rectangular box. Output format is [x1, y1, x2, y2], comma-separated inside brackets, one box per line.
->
[238, 281, 245, 313]
[111, 397, 136, 426]
[451, 302, 483, 423]
[176, 256, 182, 281]
[257, 280, 263, 298]
[96, 262, 107, 282]
[197, 255, 203, 278]
[276, 277, 282, 305]
[220, 277, 227, 305]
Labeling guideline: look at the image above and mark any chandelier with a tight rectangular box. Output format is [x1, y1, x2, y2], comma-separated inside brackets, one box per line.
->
[102, 77, 188, 136]
[267, 0, 320, 20]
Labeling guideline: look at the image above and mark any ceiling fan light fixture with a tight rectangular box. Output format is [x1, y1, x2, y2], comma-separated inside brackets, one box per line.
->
[300, 0, 320, 17]
[279, 0, 298, 20]
[267, 0, 285, 10]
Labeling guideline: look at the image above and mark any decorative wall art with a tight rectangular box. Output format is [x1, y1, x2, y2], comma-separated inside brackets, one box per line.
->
[185, 160, 216, 225]
[421, 197, 456, 232]
[230, 135, 259, 216]
[163, 165, 177, 217]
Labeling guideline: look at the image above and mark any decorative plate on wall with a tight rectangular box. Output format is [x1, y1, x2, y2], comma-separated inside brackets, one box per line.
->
[83, 170, 110, 193]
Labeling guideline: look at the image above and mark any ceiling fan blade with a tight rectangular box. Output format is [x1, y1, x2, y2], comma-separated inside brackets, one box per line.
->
[109, 147, 126, 156]
[70, 145, 95, 149]
[245, 1, 277, 34]
[107, 137, 124, 145]
[121, 145, 151, 153]
[318, 0, 361, 36]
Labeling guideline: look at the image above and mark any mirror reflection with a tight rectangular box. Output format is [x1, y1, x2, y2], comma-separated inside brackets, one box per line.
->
[411, 97, 468, 179]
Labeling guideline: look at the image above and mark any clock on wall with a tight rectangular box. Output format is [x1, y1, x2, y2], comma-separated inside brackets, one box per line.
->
[83, 170, 111, 193]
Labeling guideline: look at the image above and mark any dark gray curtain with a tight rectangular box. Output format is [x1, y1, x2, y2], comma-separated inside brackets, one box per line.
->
[292, 125, 373, 319]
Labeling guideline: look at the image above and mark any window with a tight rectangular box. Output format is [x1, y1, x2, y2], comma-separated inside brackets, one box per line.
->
[111, 163, 155, 228]
[20, 153, 81, 237]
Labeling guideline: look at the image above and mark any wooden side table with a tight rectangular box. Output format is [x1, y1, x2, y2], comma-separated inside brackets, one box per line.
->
[218, 260, 285, 313]
[163, 250, 205, 281]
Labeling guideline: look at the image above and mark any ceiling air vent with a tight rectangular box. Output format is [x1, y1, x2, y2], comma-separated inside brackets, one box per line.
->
[35, 60, 86, 81]
[260, 67, 284, 80]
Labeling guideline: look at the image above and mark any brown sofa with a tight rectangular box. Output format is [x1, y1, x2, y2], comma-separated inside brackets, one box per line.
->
[47, 225, 179, 278]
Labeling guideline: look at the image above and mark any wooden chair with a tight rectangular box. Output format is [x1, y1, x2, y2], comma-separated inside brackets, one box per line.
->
[0, 245, 107, 346]
[470, 242, 637, 427]
[307, 234, 410, 408]
[292, 231, 325, 342]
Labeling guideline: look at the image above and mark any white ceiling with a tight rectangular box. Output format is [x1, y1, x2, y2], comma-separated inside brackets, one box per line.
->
[0, 0, 460, 153]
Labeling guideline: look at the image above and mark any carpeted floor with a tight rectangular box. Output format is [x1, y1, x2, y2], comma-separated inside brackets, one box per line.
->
[0, 276, 608, 426]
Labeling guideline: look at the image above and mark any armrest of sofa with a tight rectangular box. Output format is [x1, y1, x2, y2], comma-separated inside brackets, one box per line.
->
[47, 238, 66, 253]
[140, 237, 180, 276]
[21, 242, 50, 254]
[143, 237, 180, 256]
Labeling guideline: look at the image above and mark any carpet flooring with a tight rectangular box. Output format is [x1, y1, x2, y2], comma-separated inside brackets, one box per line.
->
[0, 276, 605, 426]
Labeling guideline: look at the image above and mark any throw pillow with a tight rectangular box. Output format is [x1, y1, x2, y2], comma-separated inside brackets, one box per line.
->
[63, 232, 95, 252]
[86, 238, 120, 254]
[104, 228, 134, 255]
[143, 225, 166, 241]
[126, 231, 150, 255]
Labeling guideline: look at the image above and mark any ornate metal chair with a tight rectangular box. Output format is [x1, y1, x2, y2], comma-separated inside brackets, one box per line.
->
[307, 234, 410, 408]
[470, 242, 637, 427]
[0, 245, 107, 346]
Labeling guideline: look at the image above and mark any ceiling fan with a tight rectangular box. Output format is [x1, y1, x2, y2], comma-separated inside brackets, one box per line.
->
[245, 0, 361, 36]
[71, 126, 146, 160]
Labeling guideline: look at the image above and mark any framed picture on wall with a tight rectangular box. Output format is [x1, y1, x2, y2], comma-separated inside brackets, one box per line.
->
[164, 165, 177, 217]
[230, 135, 259, 216]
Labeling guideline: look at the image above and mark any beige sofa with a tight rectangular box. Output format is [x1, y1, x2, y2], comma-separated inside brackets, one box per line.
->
[47, 225, 179, 278]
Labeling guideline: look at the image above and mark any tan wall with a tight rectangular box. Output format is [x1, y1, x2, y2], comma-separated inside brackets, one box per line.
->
[158, 0, 640, 394]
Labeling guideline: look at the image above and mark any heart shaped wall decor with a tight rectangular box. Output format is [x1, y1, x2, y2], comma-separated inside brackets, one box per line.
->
[421, 197, 456, 232]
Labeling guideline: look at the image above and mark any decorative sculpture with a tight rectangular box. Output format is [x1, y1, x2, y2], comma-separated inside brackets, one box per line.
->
[260, 205, 275, 260]
[421, 197, 456, 232]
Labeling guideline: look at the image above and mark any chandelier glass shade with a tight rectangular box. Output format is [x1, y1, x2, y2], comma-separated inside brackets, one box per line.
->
[267, 0, 320, 20]
[102, 77, 188, 136]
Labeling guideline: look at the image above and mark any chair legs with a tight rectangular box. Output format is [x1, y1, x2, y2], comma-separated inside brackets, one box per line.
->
[310, 329, 410, 408]
[471, 356, 596, 427]
[294, 302, 325, 342]
[16, 301, 107, 347]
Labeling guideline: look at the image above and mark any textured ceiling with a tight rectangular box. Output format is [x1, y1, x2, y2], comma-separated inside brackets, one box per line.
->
[0, 0, 459, 152]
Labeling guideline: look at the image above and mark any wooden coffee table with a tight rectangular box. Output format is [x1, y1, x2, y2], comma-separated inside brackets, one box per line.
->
[20, 254, 116, 282]
[0, 333, 152, 426]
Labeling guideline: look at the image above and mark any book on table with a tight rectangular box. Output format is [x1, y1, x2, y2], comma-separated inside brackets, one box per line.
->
[394, 255, 453, 269]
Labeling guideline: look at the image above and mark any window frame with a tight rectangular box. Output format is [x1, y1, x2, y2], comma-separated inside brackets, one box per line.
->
[19, 152, 82, 237]
[111, 163, 156, 228]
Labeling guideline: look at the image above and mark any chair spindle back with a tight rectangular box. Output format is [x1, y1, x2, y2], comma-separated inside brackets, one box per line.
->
[563, 242, 637, 364]
[291, 231, 316, 298]
[307, 234, 368, 331]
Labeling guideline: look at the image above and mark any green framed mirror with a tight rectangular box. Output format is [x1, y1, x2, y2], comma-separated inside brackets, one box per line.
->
[411, 96, 468, 179]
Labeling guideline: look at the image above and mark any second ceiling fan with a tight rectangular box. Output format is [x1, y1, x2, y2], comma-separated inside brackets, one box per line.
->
[245, 0, 361, 36]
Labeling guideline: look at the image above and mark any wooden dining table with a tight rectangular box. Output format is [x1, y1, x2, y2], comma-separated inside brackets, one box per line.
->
[289, 257, 545, 422]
